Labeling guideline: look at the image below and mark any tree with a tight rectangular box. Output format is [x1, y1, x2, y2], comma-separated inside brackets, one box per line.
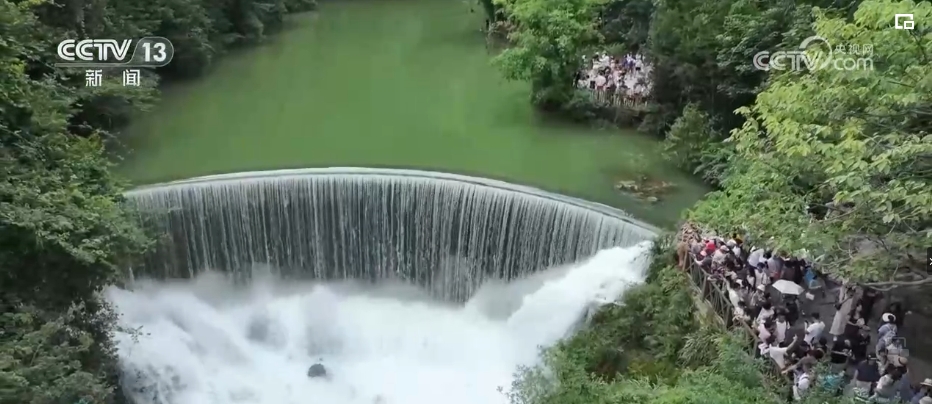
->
[493, 0, 603, 109]
[597, 0, 652, 53]
[663, 104, 733, 185]
[1, 3, 318, 401]
[1, 4, 151, 403]
[690, 0, 932, 288]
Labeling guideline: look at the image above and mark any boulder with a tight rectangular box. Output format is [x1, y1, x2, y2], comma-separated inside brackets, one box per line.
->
[307, 363, 327, 378]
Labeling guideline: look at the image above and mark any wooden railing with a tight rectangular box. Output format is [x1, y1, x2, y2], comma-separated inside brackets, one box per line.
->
[685, 260, 786, 382]
[582, 89, 649, 110]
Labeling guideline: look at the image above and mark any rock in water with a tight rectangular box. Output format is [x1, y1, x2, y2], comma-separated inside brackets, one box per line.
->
[307, 363, 327, 378]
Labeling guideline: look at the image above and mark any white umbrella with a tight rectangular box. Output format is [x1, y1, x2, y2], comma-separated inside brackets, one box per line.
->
[772, 280, 805, 295]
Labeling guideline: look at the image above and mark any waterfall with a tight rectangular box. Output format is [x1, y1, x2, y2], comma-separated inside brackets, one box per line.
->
[125, 168, 657, 301]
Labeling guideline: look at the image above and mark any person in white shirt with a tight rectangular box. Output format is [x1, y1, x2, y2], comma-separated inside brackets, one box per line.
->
[745, 267, 757, 289]
[734, 301, 751, 323]
[727, 280, 742, 308]
[712, 245, 728, 265]
[793, 364, 813, 401]
[595, 74, 607, 89]
[774, 313, 789, 345]
[757, 319, 773, 341]
[768, 334, 799, 369]
[747, 247, 764, 268]
[873, 369, 902, 400]
[726, 239, 742, 257]
[804, 313, 825, 344]
[756, 301, 775, 325]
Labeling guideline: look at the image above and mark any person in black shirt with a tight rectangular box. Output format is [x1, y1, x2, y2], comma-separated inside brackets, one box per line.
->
[830, 337, 852, 366]
[815, 337, 829, 357]
[785, 296, 800, 325]
[860, 288, 881, 320]
[854, 354, 881, 394]
[851, 328, 871, 362]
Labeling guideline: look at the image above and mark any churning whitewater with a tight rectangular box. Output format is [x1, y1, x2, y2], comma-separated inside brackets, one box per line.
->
[107, 242, 651, 404]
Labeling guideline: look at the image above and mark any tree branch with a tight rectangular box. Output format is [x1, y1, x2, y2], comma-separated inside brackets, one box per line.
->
[862, 276, 932, 291]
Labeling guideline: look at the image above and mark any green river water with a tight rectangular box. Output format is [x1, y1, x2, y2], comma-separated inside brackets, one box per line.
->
[119, 0, 707, 227]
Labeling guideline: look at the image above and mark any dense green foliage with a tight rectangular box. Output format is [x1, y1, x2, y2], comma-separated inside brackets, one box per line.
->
[494, 0, 931, 286]
[1, 0, 314, 400]
[690, 1, 932, 288]
[492, 0, 603, 113]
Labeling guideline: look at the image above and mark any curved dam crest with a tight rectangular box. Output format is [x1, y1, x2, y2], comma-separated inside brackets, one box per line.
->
[125, 168, 658, 301]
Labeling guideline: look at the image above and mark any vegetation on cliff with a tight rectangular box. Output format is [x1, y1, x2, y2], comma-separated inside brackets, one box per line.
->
[1, 0, 314, 400]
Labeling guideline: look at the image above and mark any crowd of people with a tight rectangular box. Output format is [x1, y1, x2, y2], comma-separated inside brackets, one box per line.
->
[574, 53, 651, 108]
[676, 223, 932, 403]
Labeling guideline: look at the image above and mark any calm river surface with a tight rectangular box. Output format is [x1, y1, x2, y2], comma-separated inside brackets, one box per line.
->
[119, 0, 707, 226]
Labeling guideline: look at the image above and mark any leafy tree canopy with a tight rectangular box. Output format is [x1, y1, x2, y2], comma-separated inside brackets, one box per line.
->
[492, 0, 604, 107]
[1, 0, 316, 400]
[690, 0, 932, 288]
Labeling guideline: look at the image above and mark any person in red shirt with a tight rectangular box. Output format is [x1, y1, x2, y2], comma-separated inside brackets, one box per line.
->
[704, 240, 716, 255]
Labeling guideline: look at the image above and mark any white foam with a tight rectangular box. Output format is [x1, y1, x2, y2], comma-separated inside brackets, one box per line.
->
[108, 241, 651, 404]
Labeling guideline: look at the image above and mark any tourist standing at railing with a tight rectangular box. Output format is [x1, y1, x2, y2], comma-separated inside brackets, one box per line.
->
[775, 313, 790, 346]
[765, 334, 800, 370]
[756, 301, 775, 325]
[734, 300, 752, 324]
[675, 224, 932, 400]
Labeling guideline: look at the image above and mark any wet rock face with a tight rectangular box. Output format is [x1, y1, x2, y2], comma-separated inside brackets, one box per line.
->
[307, 363, 327, 378]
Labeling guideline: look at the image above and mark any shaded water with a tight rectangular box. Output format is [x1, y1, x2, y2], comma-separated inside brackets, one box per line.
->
[125, 169, 656, 301]
[119, 0, 707, 227]
[110, 242, 651, 404]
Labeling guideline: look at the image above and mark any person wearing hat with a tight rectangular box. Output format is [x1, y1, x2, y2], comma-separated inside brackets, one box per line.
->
[910, 379, 932, 404]
[877, 313, 898, 356]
